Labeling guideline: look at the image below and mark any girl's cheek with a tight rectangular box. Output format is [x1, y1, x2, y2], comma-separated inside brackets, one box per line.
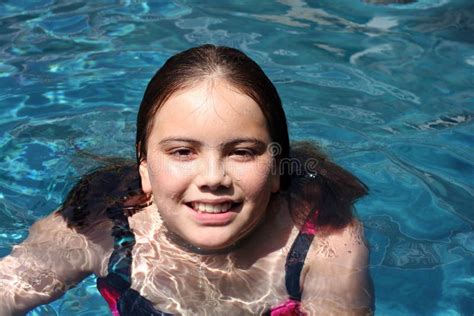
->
[229, 161, 274, 191]
[146, 153, 199, 178]
[144, 154, 164, 177]
[151, 163, 199, 196]
[229, 156, 272, 177]
[167, 161, 199, 177]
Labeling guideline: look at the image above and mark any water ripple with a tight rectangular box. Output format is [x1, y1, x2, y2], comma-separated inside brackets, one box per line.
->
[0, 1, 472, 315]
[294, 63, 420, 103]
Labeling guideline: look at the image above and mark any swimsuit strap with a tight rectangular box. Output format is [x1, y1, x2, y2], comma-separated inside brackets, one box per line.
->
[97, 204, 172, 315]
[284, 207, 320, 301]
[263, 207, 320, 315]
[104, 204, 135, 291]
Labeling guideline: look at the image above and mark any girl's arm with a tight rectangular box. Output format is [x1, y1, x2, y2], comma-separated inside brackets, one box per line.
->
[301, 219, 374, 315]
[0, 209, 113, 315]
[0, 163, 148, 315]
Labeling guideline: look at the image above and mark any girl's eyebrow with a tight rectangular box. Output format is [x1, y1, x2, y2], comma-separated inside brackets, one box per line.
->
[158, 137, 201, 146]
[223, 138, 267, 149]
[158, 137, 267, 148]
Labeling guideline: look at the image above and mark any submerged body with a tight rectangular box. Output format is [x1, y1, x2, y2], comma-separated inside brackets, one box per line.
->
[97, 197, 320, 315]
[0, 174, 372, 315]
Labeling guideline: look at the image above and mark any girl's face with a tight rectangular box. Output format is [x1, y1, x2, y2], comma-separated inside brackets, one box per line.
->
[139, 80, 280, 251]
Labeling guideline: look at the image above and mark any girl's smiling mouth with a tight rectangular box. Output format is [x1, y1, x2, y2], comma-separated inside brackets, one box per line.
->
[184, 200, 242, 225]
[190, 202, 234, 213]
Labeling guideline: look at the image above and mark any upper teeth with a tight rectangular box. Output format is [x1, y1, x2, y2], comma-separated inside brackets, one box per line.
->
[191, 202, 233, 213]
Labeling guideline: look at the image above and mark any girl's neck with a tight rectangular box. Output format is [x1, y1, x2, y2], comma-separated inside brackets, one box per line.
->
[162, 228, 241, 256]
[133, 194, 294, 267]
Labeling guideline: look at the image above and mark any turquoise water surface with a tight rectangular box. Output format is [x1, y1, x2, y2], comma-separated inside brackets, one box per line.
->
[0, 0, 473, 315]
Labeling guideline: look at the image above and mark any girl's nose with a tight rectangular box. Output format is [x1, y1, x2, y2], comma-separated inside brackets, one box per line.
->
[195, 157, 231, 191]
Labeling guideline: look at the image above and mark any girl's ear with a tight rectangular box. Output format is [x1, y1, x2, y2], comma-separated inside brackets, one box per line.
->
[139, 160, 152, 194]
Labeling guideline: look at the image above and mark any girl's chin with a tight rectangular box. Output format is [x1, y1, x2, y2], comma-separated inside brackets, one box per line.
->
[179, 221, 264, 254]
[186, 235, 241, 254]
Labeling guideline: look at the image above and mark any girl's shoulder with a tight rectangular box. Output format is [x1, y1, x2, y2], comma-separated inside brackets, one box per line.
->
[32, 207, 114, 276]
[300, 219, 373, 314]
[53, 162, 148, 275]
[311, 218, 368, 262]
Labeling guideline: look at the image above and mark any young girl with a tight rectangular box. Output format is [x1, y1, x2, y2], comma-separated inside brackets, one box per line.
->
[0, 45, 373, 315]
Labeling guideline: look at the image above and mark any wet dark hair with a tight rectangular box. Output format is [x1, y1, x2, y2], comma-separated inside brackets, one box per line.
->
[59, 45, 368, 233]
[135, 44, 291, 188]
[287, 142, 368, 232]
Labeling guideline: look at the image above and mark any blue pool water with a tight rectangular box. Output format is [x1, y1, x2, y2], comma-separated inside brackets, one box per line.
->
[0, 0, 473, 315]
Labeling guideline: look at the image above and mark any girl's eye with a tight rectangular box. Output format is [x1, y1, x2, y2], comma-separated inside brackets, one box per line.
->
[170, 148, 194, 160]
[231, 149, 256, 160]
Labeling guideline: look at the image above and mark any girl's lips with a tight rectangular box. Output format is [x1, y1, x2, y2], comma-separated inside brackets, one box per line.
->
[190, 201, 233, 213]
[185, 202, 241, 226]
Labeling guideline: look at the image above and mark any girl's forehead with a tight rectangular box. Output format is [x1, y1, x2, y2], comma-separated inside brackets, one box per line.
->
[149, 81, 271, 143]
[154, 81, 266, 124]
